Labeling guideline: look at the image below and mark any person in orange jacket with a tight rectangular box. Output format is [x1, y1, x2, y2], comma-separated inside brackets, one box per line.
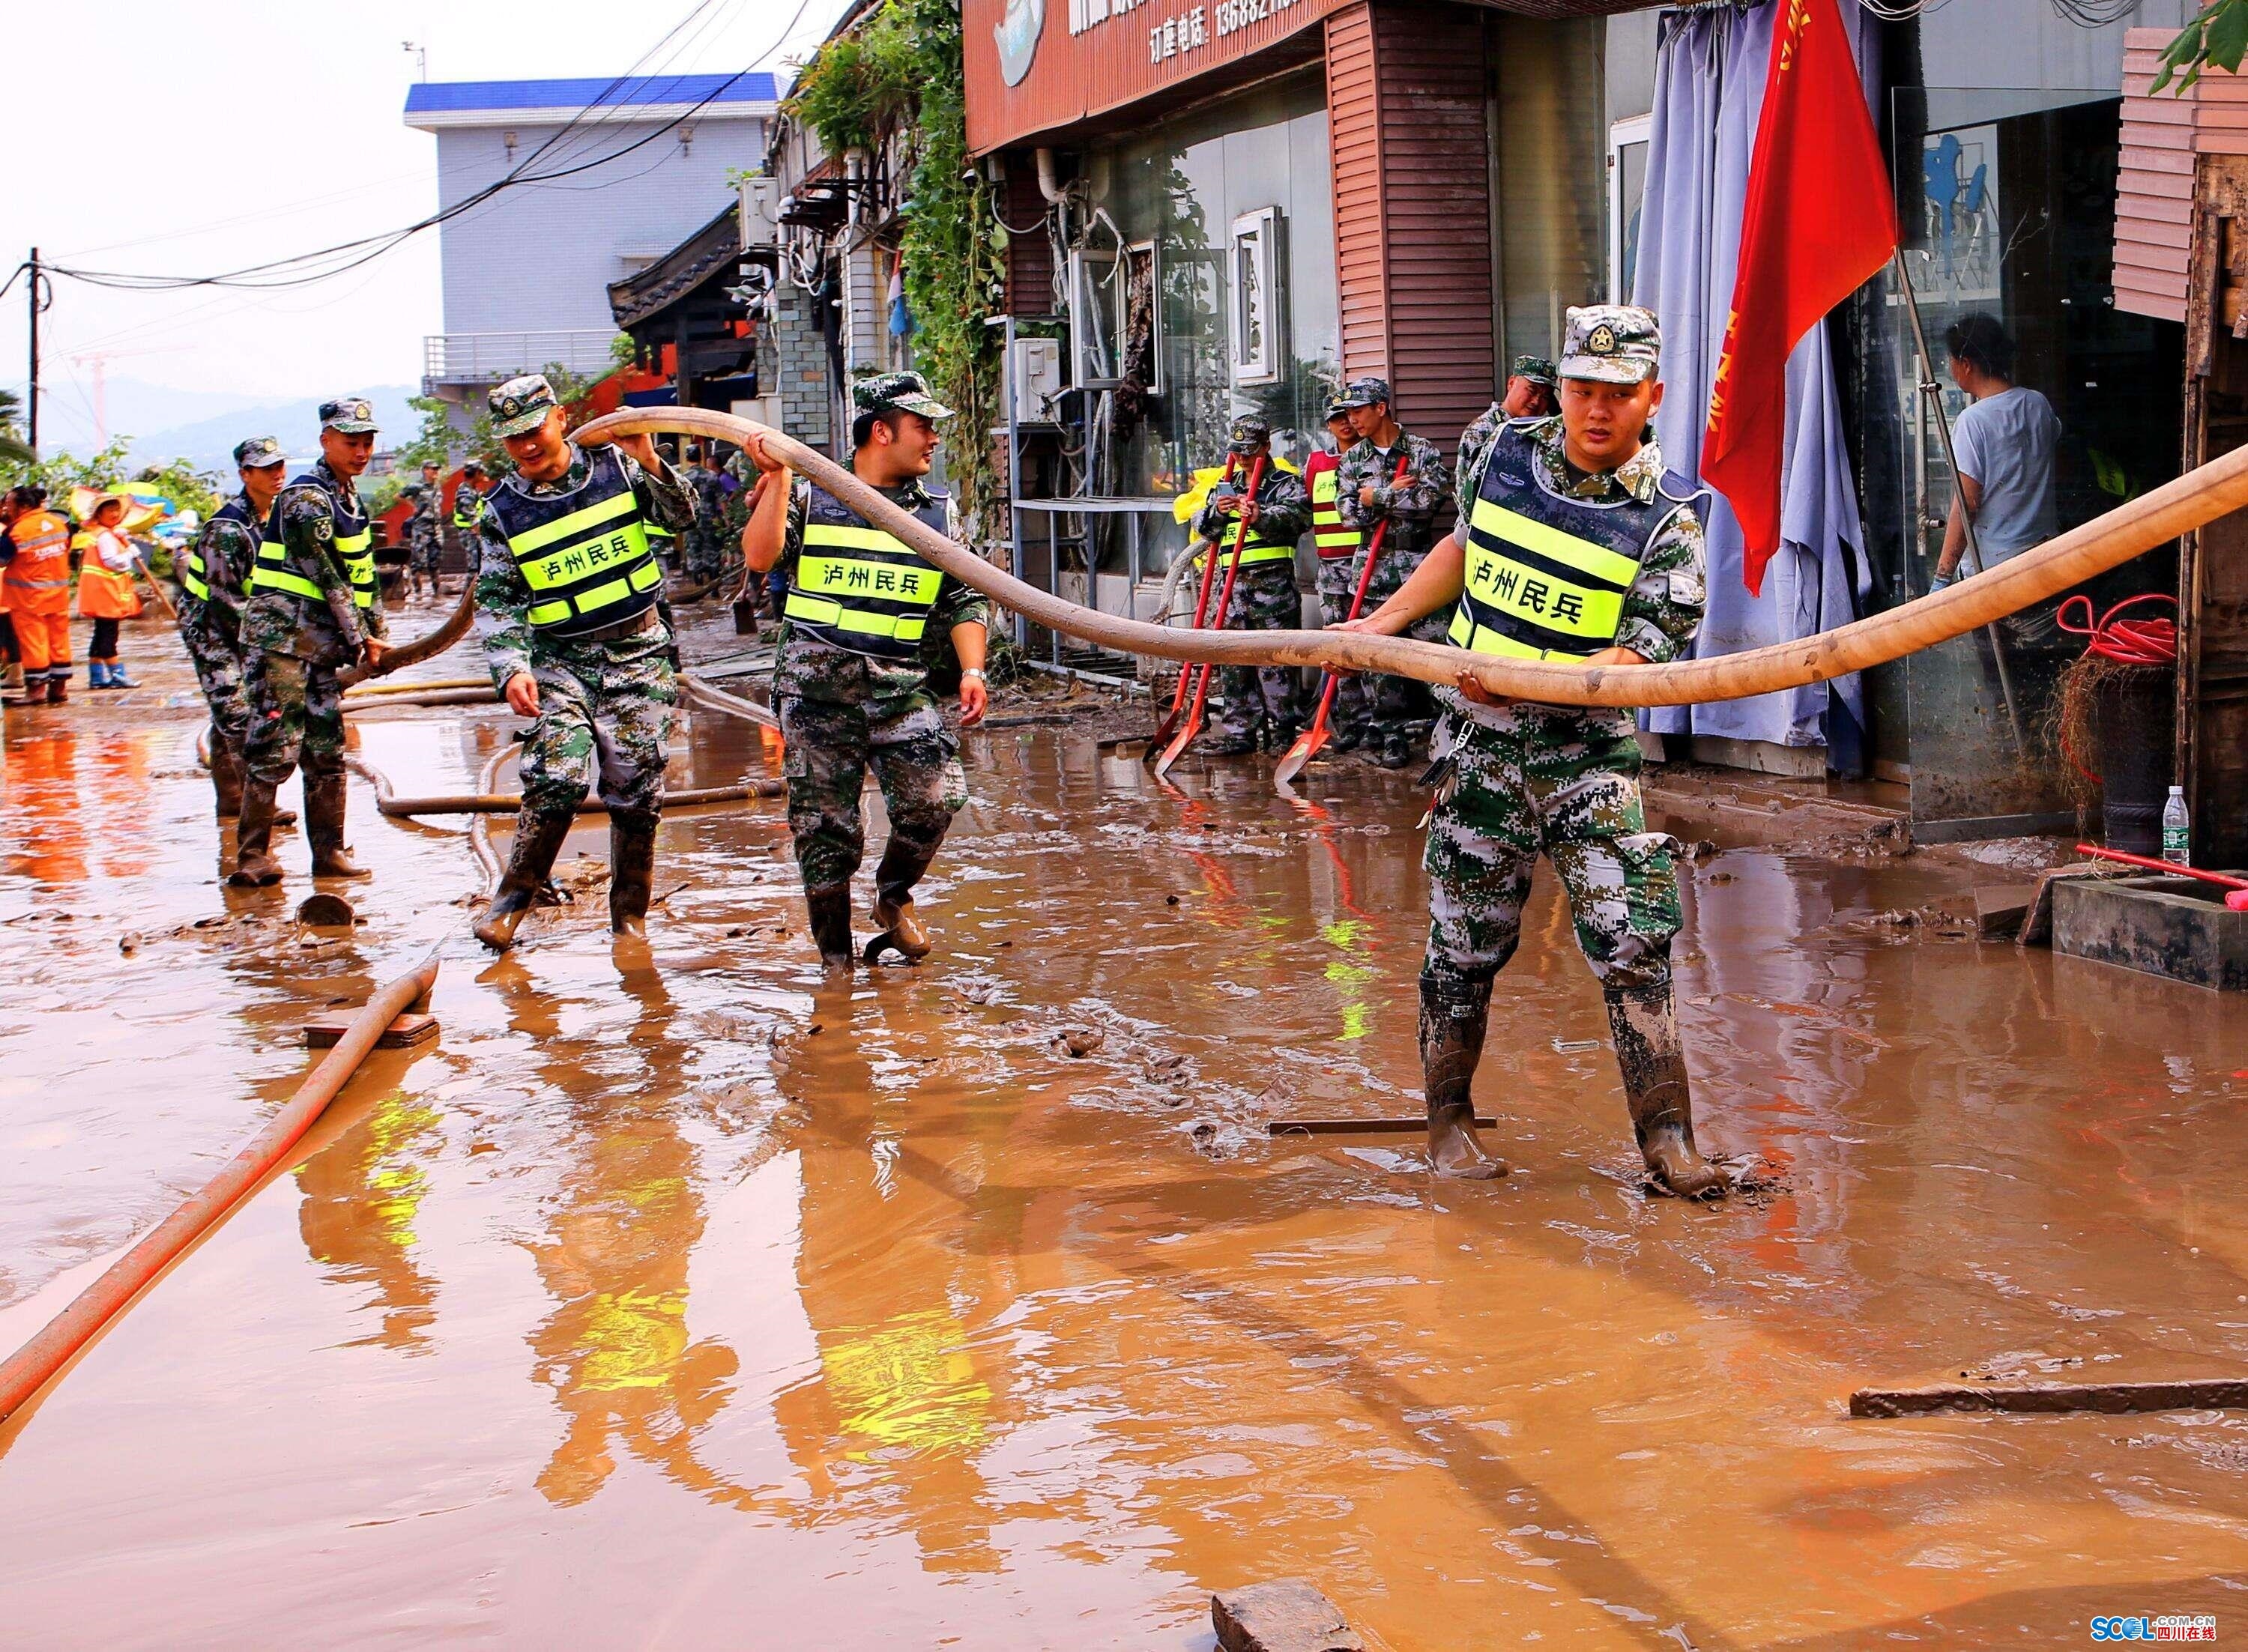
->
[1, 485, 77, 704]
[75, 495, 144, 689]
[0, 490, 24, 703]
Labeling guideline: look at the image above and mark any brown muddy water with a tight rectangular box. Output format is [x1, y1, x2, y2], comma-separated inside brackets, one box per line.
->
[2, 648, 2247, 1648]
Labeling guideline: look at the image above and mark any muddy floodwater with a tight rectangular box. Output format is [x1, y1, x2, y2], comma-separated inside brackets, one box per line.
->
[3, 642, 2247, 1648]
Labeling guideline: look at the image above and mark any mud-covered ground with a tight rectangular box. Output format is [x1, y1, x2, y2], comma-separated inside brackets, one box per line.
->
[1, 601, 2243, 1648]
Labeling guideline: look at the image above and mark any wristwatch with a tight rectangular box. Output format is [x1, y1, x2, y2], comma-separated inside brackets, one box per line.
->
[961, 668, 987, 681]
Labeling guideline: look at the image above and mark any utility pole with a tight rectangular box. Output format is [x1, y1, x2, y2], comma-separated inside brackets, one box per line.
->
[26, 246, 40, 458]
[402, 40, 427, 81]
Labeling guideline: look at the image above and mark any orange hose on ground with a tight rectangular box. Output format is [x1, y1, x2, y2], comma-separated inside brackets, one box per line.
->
[0, 951, 442, 1424]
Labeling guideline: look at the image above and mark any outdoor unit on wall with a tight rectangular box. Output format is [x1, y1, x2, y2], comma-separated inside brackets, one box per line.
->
[1010, 336, 1063, 426]
[739, 175, 779, 251]
[1229, 208, 1283, 387]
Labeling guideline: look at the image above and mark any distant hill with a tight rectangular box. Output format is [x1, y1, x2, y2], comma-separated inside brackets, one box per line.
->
[115, 387, 422, 472]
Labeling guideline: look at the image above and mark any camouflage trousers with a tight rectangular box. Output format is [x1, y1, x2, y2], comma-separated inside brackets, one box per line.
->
[1314, 557, 1373, 739]
[1359, 542, 1442, 745]
[518, 642, 678, 820]
[178, 602, 252, 748]
[1421, 701, 1682, 1001]
[410, 530, 442, 574]
[244, 651, 346, 787]
[778, 693, 967, 893]
[683, 526, 729, 585]
[1214, 561, 1311, 742]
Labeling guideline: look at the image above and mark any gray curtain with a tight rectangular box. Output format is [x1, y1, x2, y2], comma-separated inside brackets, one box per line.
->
[1632, 1, 1879, 762]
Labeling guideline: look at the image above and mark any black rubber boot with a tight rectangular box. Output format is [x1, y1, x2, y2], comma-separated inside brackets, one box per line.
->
[1377, 733, 1415, 770]
[229, 778, 284, 887]
[306, 772, 370, 879]
[474, 808, 573, 951]
[209, 733, 246, 818]
[608, 811, 659, 937]
[865, 834, 941, 964]
[1420, 977, 1505, 1179]
[1604, 984, 1728, 1200]
[806, 883, 855, 971]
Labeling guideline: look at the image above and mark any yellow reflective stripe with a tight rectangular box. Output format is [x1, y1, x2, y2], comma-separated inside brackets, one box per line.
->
[796, 554, 942, 606]
[182, 549, 211, 600]
[1461, 542, 1623, 638]
[573, 577, 629, 613]
[1448, 606, 1563, 660]
[336, 529, 372, 559]
[1469, 498, 1641, 587]
[804, 523, 913, 554]
[785, 593, 925, 641]
[1314, 529, 1361, 547]
[252, 566, 324, 600]
[528, 599, 571, 626]
[508, 490, 638, 554]
[1310, 468, 1339, 504]
[519, 521, 650, 591]
[1232, 542, 1297, 564]
[629, 560, 662, 593]
[785, 593, 842, 626]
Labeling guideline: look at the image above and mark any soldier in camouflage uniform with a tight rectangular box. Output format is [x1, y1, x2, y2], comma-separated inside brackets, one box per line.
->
[739, 372, 990, 970]
[232, 398, 391, 888]
[468, 374, 695, 950]
[1304, 400, 1374, 748]
[452, 460, 492, 565]
[1456, 355, 1559, 500]
[181, 437, 286, 817]
[1193, 411, 1312, 754]
[1339, 307, 1724, 1199]
[407, 462, 445, 597]
[678, 446, 734, 589]
[1333, 375, 1453, 768]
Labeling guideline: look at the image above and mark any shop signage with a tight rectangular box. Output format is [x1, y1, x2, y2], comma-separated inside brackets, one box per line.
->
[965, 0, 1347, 154]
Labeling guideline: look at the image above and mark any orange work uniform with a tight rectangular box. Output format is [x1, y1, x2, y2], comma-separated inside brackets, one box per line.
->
[4, 509, 75, 686]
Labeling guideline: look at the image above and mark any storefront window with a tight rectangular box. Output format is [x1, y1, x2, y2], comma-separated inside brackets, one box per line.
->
[1856, 87, 2182, 831]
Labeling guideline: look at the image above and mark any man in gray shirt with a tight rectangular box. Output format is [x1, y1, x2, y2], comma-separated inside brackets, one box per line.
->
[1932, 312, 2060, 590]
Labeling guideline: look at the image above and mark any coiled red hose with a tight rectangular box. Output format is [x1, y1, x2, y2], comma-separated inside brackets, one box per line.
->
[2055, 593, 2178, 787]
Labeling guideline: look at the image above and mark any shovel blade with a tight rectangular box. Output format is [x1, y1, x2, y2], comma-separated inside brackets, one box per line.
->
[1152, 711, 1203, 780]
[1272, 719, 1329, 790]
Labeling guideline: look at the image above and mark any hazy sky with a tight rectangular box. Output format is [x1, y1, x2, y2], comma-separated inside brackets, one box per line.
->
[1, 0, 842, 435]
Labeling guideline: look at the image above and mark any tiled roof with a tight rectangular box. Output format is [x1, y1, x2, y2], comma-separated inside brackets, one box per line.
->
[405, 72, 777, 125]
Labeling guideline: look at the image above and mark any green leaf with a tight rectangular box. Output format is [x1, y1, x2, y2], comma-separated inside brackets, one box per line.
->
[2208, 0, 2248, 72]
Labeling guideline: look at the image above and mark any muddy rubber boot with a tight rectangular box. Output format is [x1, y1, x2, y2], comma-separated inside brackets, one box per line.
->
[608, 811, 659, 937]
[1420, 978, 1506, 1180]
[474, 808, 573, 951]
[1, 662, 23, 704]
[865, 835, 940, 964]
[106, 663, 138, 689]
[806, 883, 856, 971]
[229, 778, 285, 887]
[46, 672, 68, 705]
[1604, 984, 1727, 1200]
[209, 736, 246, 818]
[305, 773, 371, 879]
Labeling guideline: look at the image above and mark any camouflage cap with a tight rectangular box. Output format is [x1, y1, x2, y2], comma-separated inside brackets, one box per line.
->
[1511, 354, 1558, 387]
[489, 375, 559, 439]
[1559, 306, 1661, 385]
[853, 370, 952, 420]
[232, 435, 285, 470]
[318, 396, 378, 435]
[462, 459, 489, 476]
[1323, 399, 1355, 424]
[1226, 411, 1270, 453]
[1335, 375, 1392, 410]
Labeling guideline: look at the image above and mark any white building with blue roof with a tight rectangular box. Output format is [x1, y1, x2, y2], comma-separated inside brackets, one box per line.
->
[404, 71, 777, 405]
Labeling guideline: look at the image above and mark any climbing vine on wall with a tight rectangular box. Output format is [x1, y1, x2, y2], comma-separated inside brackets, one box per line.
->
[786, 0, 1006, 544]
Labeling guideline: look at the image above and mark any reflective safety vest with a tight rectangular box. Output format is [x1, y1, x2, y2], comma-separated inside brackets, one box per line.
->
[480, 445, 663, 637]
[184, 496, 258, 603]
[4, 509, 74, 616]
[1446, 423, 1691, 662]
[1307, 456, 1362, 560]
[254, 471, 376, 611]
[1188, 481, 1297, 570]
[785, 481, 949, 661]
[452, 487, 487, 532]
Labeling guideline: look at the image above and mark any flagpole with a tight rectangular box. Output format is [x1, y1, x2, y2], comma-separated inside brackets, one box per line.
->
[1891, 246, 2028, 752]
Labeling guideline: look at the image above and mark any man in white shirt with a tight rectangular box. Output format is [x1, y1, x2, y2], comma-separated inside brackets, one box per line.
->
[1932, 312, 2060, 590]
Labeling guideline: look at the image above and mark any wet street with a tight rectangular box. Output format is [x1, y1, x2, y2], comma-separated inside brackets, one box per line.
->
[2, 622, 2246, 1648]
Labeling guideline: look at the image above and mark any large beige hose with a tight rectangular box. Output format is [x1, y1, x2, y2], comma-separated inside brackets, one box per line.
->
[337, 587, 476, 688]
[577, 407, 2241, 709]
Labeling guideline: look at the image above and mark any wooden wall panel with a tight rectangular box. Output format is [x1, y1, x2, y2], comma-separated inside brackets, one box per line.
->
[2118, 26, 2248, 325]
[1325, 1, 1494, 450]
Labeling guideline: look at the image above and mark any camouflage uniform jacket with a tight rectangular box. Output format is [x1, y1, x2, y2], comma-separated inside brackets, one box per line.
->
[1454, 402, 1508, 509]
[772, 474, 990, 718]
[1442, 414, 1706, 739]
[472, 443, 695, 689]
[184, 492, 259, 652]
[1334, 432, 1451, 558]
[240, 458, 389, 664]
[1188, 465, 1311, 551]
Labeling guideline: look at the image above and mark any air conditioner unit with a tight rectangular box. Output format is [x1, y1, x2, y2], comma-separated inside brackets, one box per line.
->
[1009, 336, 1063, 427]
[739, 175, 779, 250]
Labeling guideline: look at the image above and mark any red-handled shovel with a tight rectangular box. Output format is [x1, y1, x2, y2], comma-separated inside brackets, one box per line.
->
[2077, 843, 2248, 910]
[1144, 453, 1240, 759]
[1153, 454, 1267, 781]
[1272, 451, 1411, 790]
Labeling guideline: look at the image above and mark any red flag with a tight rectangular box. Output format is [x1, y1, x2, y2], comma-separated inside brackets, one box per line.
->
[1701, 0, 1897, 596]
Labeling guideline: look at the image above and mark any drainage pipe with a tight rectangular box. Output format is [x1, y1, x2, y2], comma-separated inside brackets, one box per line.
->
[578, 408, 2248, 709]
[342, 686, 500, 712]
[0, 951, 441, 1425]
[372, 779, 787, 817]
[342, 675, 492, 701]
[338, 587, 476, 688]
[683, 670, 779, 730]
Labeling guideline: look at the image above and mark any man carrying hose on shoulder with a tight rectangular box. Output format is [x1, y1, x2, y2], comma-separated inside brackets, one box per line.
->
[1340, 306, 1725, 1199]
[469, 375, 695, 951]
[739, 372, 989, 972]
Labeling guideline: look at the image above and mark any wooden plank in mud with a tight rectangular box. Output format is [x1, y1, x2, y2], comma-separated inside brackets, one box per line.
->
[1851, 1379, 2248, 1418]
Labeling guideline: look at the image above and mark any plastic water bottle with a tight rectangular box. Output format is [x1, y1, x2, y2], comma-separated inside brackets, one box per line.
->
[2163, 785, 2190, 866]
